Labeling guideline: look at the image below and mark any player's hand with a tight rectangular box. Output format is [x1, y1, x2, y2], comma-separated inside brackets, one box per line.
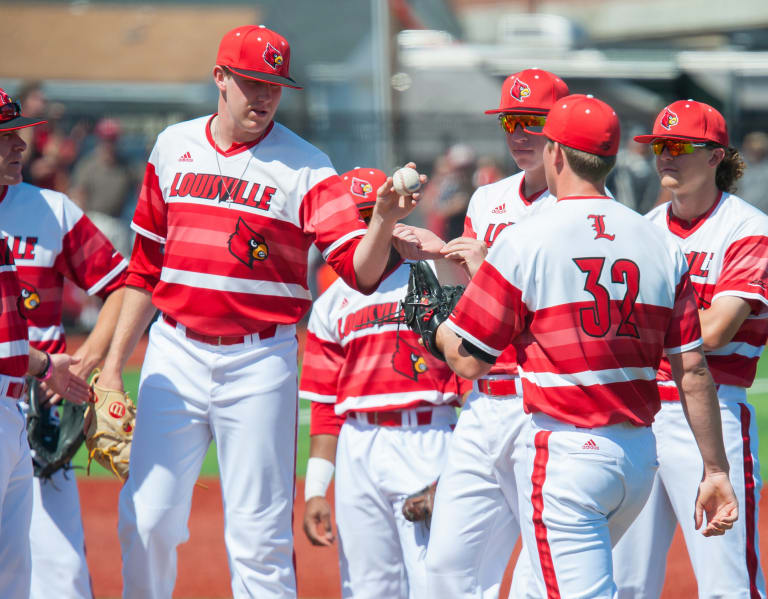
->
[47, 354, 90, 405]
[303, 496, 335, 546]
[392, 224, 446, 261]
[374, 162, 427, 223]
[694, 471, 739, 537]
[440, 237, 488, 278]
[42, 346, 100, 407]
[94, 367, 125, 394]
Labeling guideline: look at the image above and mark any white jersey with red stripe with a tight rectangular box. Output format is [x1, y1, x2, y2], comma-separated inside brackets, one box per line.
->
[462, 171, 557, 377]
[131, 115, 367, 336]
[447, 196, 702, 428]
[300, 261, 466, 417]
[647, 192, 768, 391]
[0, 183, 127, 354]
[0, 235, 28, 381]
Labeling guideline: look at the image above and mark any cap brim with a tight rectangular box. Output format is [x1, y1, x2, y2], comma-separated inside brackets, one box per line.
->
[634, 133, 711, 144]
[522, 125, 547, 136]
[356, 200, 376, 211]
[229, 66, 303, 90]
[0, 117, 47, 133]
[485, 108, 549, 115]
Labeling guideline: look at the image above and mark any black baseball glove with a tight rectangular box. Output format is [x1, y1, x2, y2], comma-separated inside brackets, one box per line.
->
[402, 261, 465, 361]
[26, 378, 87, 480]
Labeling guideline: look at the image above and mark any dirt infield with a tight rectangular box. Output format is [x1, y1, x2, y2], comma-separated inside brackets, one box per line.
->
[79, 477, 759, 598]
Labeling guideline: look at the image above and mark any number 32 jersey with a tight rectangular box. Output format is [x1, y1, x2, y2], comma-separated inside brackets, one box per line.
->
[447, 196, 702, 428]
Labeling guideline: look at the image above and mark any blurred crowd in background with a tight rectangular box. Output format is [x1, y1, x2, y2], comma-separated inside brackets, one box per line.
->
[19, 78, 768, 330]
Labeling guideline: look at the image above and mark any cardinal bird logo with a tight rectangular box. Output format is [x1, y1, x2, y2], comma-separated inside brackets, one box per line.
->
[263, 43, 284, 70]
[351, 177, 374, 198]
[392, 337, 428, 381]
[509, 78, 531, 102]
[17, 281, 40, 319]
[660, 107, 679, 130]
[228, 217, 269, 268]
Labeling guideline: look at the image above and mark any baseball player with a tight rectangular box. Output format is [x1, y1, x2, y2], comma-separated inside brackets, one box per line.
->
[429, 94, 738, 599]
[395, 69, 570, 598]
[613, 101, 768, 598]
[300, 167, 469, 599]
[0, 88, 128, 599]
[0, 91, 90, 599]
[96, 26, 424, 599]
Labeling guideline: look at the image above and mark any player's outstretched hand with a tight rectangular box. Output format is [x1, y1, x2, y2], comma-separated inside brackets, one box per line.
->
[47, 354, 90, 405]
[695, 471, 739, 537]
[440, 237, 488, 278]
[392, 224, 446, 261]
[374, 162, 427, 223]
[303, 496, 335, 547]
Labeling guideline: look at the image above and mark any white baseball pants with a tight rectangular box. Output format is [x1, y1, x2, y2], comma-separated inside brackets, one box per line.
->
[335, 406, 457, 599]
[613, 392, 765, 599]
[516, 412, 657, 599]
[425, 388, 529, 599]
[119, 317, 299, 599]
[30, 470, 92, 599]
[0, 398, 33, 599]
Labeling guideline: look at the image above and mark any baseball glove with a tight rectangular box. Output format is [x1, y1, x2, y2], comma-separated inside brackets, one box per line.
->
[402, 261, 465, 361]
[84, 371, 136, 481]
[26, 378, 87, 480]
[403, 480, 437, 528]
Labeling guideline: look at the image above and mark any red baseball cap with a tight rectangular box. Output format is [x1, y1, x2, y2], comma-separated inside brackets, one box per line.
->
[342, 167, 387, 212]
[0, 88, 46, 133]
[216, 25, 302, 89]
[485, 69, 569, 115]
[634, 100, 728, 146]
[526, 94, 620, 157]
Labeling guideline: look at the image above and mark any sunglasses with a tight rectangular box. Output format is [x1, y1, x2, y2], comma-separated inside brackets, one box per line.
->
[499, 113, 546, 133]
[0, 101, 21, 123]
[651, 139, 708, 157]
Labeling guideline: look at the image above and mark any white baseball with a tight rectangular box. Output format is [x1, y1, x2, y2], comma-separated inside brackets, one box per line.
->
[392, 167, 422, 196]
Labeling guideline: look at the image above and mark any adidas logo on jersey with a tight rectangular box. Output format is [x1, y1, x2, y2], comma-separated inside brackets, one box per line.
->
[491, 203, 506, 214]
[581, 439, 599, 450]
[178, 152, 193, 162]
[340, 298, 349, 309]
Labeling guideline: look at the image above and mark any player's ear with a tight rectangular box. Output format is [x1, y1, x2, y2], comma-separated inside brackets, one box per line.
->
[213, 65, 229, 93]
[708, 146, 725, 168]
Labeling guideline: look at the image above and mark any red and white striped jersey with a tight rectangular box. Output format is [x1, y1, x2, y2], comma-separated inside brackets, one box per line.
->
[647, 192, 768, 390]
[130, 115, 368, 336]
[447, 196, 702, 428]
[300, 262, 467, 431]
[0, 183, 127, 354]
[0, 235, 29, 379]
[462, 171, 557, 378]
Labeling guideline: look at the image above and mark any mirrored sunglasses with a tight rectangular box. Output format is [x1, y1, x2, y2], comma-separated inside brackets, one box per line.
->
[499, 113, 547, 133]
[651, 139, 708, 157]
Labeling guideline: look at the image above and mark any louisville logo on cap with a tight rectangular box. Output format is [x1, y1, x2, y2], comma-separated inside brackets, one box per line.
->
[263, 43, 284, 70]
[660, 107, 679, 130]
[510, 78, 532, 102]
[351, 177, 373, 198]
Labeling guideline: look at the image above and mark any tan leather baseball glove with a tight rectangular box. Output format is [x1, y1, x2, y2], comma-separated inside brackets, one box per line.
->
[84, 370, 136, 481]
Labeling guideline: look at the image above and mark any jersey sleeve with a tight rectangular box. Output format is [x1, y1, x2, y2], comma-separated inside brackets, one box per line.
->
[713, 234, 768, 316]
[131, 144, 167, 244]
[300, 175, 367, 291]
[309, 400, 345, 436]
[445, 256, 528, 358]
[125, 234, 164, 292]
[299, 296, 345, 404]
[0, 239, 29, 377]
[664, 259, 704, 354]
[53, 199, 128, 300]
[462, 188, 481, 239]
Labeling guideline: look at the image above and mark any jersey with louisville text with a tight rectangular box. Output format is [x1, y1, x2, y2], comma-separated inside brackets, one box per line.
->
[462, 171, 557, 377]
[0, 184, 127, 353]
[447, 196, 702, 427]
[0, 234, 29, 382]
[300, 262, 467, 428]
[647, 192, 768, 391]
[131, 116, 368, 336]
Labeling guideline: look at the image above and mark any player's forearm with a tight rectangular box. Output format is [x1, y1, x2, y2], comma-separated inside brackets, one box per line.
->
[697, 297, 751, 351]
[27, 347, 49, 377]
[73, 287, 126, 374]
[100, 286, 157, 387]
[670, 349, 730, 475]
[353, 213, 397, 291]
[436, 323, 492, 380]
[309, 434, 339, 465]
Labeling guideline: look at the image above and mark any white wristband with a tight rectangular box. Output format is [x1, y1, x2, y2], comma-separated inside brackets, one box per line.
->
[304, 457, 335, 501]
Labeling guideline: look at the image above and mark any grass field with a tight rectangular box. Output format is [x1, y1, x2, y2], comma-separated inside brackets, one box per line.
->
[74, 355, 768, 481]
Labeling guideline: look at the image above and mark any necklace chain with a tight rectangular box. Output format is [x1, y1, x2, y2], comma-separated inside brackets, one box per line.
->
[213, 116, 255, 204]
